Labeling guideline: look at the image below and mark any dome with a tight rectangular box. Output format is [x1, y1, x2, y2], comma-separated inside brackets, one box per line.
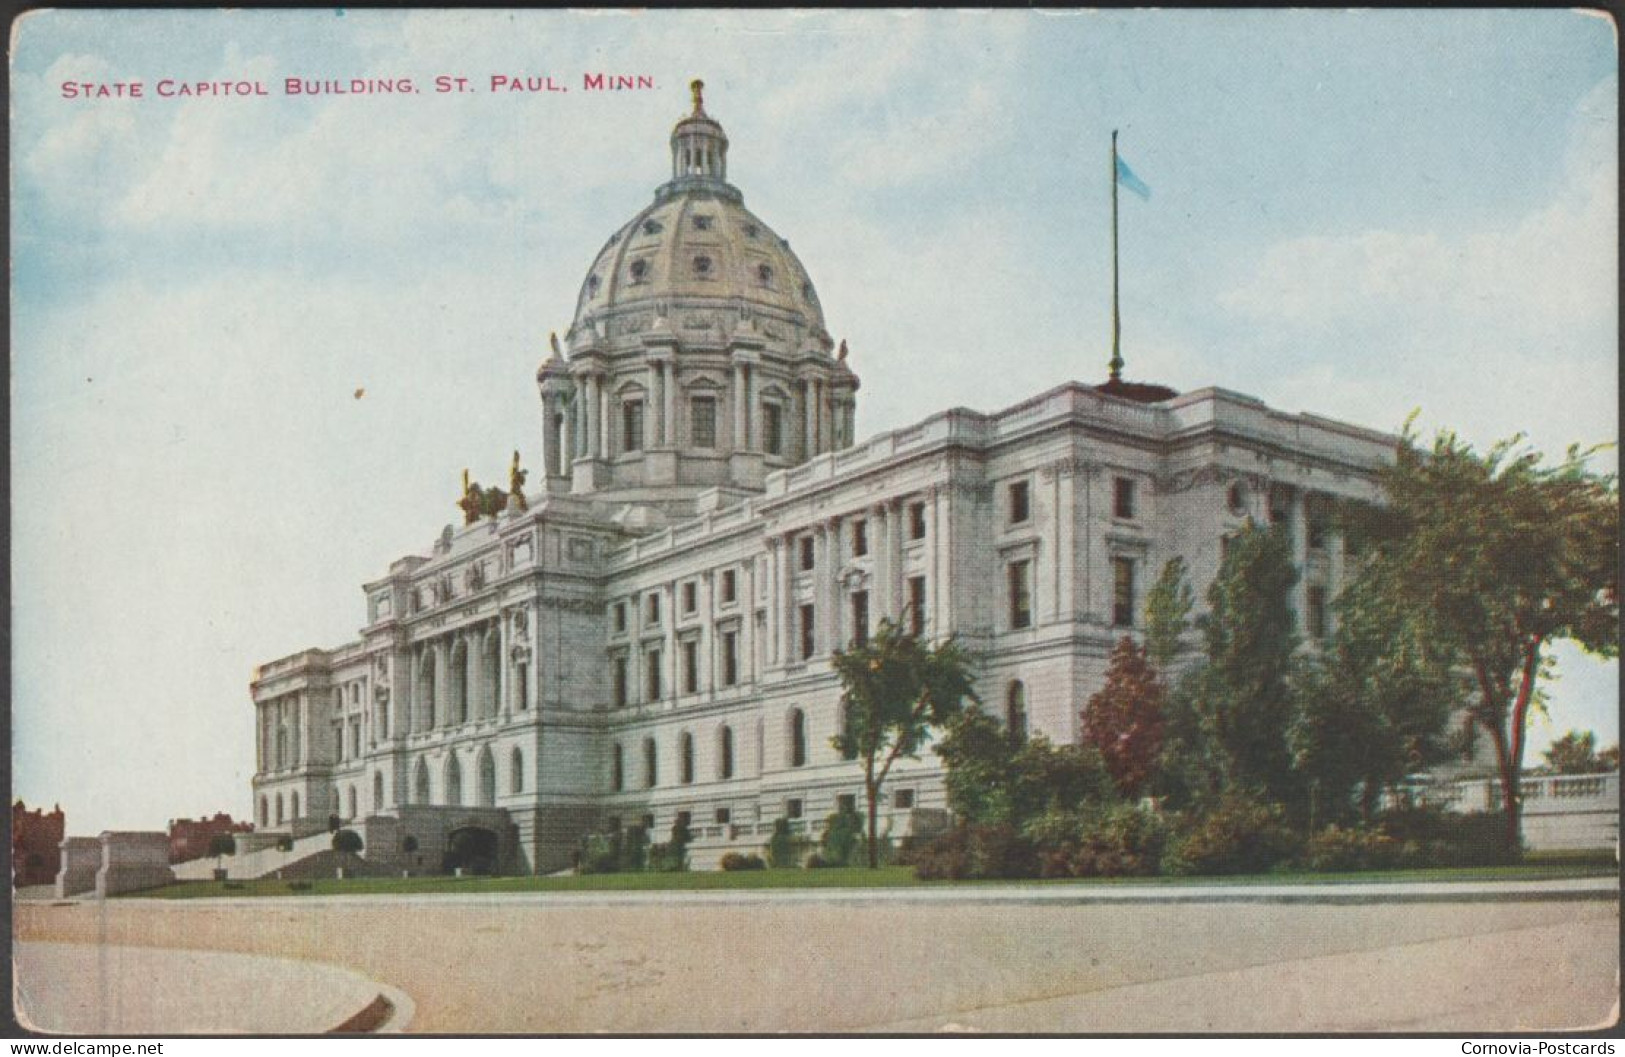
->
[568, 80, 830, 356]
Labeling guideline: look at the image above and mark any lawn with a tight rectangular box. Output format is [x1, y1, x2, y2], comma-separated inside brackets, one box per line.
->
[131, 857, 1616, 899]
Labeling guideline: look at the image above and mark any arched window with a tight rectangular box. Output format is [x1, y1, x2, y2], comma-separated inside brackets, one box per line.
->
[417, 651, 437, 732]
[511, 747, 525, 794]
[481, 633, 500, 720]
[718, 725, 735, 780]
[1007, 681, 1028, 743]
[347, 785, 358, 819]
[445, 752, 463, 807]
[757, 263, 773, 288]
[838, 701, 858, 760]
[644, 737, 659, 788]
[259, 796, 269, 827]
[476, 747, 496, 807]
[680, 731, 695, 785]
[373, 771, 384, 813]
[413, 758, 430, 804]
[448, 639, 470, 726]
[275, 793, 284, 825]
[611, 744, 624, 792]
[291, 792, 300, 820]
[789, 708, 807, 767]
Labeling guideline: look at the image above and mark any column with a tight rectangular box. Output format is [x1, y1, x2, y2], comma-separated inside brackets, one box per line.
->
[294, 693, 306, 767]
[1328, 525, 1346, 635]
[872, 505, 891, 622]
[598, 377, 611, 457]
[434, 639, 449, 729]
[818, 381, 832, 453]
[937, 484, 955, 635]
[778, 534, 795, 664]
[558, 406, 572, 475]
[733, 362, 749, 451]
[255, 706, 265, 772]
[745, 366, 759, 451]
[663, 583, 678, 701]
[700, 571, 716, 694]
[496, 616, 509, 719]
[762, 546, 777, 669]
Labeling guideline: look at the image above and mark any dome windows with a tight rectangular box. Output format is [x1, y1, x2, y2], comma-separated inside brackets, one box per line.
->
[802, 282, 818, 305]
[586, 274, 601, 297]
[743, 223, 759, 239]
[692, 255, 713, 278]
[757, 264, 774, 288]
[692, 215, 714, 231]
[629, 259, 649, 283]
[641, 218, 664, 236]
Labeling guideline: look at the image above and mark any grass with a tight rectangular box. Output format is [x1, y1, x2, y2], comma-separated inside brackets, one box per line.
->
[130, 857, 1616, 900]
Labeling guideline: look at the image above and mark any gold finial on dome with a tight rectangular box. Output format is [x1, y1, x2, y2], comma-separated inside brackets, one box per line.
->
[690, 79, 705, 115]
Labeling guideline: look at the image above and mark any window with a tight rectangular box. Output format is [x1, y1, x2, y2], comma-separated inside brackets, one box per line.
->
[790, 709, 807, 767]
[613, 656, 629, 707]
[629, 258, 648, 282]
[1114, 477, 1136, 520]
[722, 630, 739, 686]
[1227, 482, 1247, 516]
[511, 748, 524, 794]
[692, 215, 713, 231]
[837, 793, 857, 815]
[720, 568, 737, 604]
[622, 399, 645, 452]
[646, 593, 661, 625]
[1112, 557, 1136, 628]
[763, 403, 784, 456]
[851, 590, 870, 647]
[682, 581, 697, 614]
[690, 396, 717, 448]
[692, 254, 713, 277]
[716, 807, 732, 825]
[645, 649, 662, 701]
[680, 732, 695, 785]
[1307, 586, 1328, 641]
[1008, 560, 1033, 630]
[786, 798, 804, 820]
[613, 602, 627, 633]
[799, 536, 816, 571]
[851, 519, 868, 557]
[719, 725, 735, 779]
[757, 263, 773, 287]
[682, 639, 699, 694]
[800, 604, 816, 660]
[907, 576, 927, 636]
[1009, 480, 1031, 525]
[838, 701, 858, 760]
[1007, 682, 1028, 743]
[894, 789, 915, 810]
[641, 219, 663, 235]
[643, 738, 658, 788]
[909, 501, 927, 541]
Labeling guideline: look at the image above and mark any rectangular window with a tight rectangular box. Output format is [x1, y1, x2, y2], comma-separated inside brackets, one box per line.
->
[622, 399, 644, 453]
[851, 519, 868, 557]
[690, 396, 717, 449]
[786, 798, 803, 820]
[894, 789, 915, 809]
[682, 581, 697, 615]
[851, 590, 870, 648]
[715, 807, 731, 825]
[1307, 585, 1328, 641]
[613, 602, 627, 633]
[646, 593, 661, 625]
[1114, 476, 1136, 520]
[720, 568, 738, 604]
[1308, 512, 1329, 552]
[1008, 560, 1033, 630]
[1009, 480, 1031, 525]
[800, 604, 816, 660]
[682, 639, 699, 694]
[613, 656, 629, 707]
[909, 501, 927, 541]
[722, 630, 739, 686]
[763, 403, 784, 456]
[907, 576, 927, 637]
[837, 793, 857, 815]
[1112, 557, 1136, 628]
[645, 649, 662, 701]
[799, 536, 815, 571]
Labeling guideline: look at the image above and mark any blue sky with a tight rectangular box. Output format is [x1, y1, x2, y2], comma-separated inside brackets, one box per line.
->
[10, 10, 1617, 831]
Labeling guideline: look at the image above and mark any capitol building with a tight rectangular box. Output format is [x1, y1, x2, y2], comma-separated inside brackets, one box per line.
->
[248, 84, 1392, 874]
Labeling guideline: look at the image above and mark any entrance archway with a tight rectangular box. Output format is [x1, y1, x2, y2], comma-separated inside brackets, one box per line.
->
[443, 826, 499, 876]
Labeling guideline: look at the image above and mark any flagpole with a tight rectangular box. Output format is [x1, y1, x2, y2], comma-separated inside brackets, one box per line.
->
[1110, 128, 1123, 382]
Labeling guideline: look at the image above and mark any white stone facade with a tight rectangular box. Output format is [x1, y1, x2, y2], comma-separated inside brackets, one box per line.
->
[250, 86, 1394, 873]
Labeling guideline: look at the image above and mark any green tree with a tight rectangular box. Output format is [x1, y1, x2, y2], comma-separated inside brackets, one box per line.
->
[1185, 522, 1303, 812]
[1542, 730, 1616, 775]
[1289, 576, 1460, 824]
[207, 833, 237, 871]
[819, 804, 864, 867]
[1144, 557, 1196, 671]
[936, 707, 1116, 829]
[1081, 637, 1168, 798]
[832, 618, 978, 867]
[1349, 426, 1619, 853]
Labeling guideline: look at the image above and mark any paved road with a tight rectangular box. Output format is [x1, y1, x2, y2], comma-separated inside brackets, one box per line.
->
[14, 884, 1618, 1034]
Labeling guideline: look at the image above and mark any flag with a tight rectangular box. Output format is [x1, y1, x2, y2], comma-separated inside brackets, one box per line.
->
[1115, 155, 1151, 200]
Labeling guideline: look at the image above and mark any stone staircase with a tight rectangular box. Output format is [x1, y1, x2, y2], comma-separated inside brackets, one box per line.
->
[171, 829, 338, 882]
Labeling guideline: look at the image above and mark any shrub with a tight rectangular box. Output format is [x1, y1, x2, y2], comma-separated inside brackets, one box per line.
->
[719, 852, 766, 871]
[804, 853, 830, 869]
[1375, 806, 1517, 867]
[331, 829, 364, 855]
[288, 881, 313, 893]
[766, 818, 806, 868]
[1162, 795, 1301, 877]
[648, 817, 692, 872]
[819, 806, 864, 868]
[579, 832, 621, 875]
[1299, 825, 1405, 872]
[1026, 804, 1172, 878]
[914, 823, 1037, 880]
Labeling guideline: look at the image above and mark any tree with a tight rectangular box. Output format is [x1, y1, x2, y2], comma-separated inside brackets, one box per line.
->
[331, 829, 364, 855]
[831, 619, 978, 867]
[1289, 575, 1460, 824]
[1543, 730, 1617, 775]
[1082, 637, 1167, 798]
[1349, 426, 1618, 853]
[936, 707, 1115, 829]
[207, 833, 237, 871]
[1144, 557, 1196, 672]
[1185, 522, 1303, 812]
